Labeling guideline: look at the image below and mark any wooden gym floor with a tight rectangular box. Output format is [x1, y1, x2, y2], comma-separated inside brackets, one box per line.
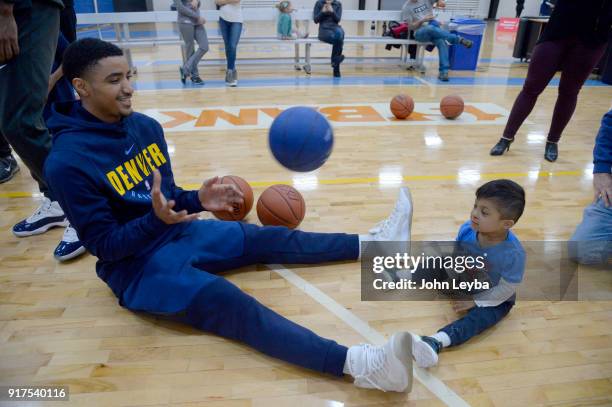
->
[1, 22, 611, 406]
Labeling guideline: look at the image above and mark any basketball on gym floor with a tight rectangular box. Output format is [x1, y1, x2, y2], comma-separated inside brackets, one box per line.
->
[390, 94, 414, 119]
[212, 175, 254, 221]
[440, 95, 464, 119]
[256, 184, 306, 229]
[268, 106, 334, 172]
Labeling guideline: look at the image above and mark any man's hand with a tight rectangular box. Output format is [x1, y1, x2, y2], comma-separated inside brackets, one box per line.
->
[197, 16, 206, 25]
[435, 0, 446, 9]
[152, 170, 200, 224]
[593, 172, 612, 207]
[451, 300, 475, 313]
[0, 3, 19, 64]
[197, 176, 244, 213]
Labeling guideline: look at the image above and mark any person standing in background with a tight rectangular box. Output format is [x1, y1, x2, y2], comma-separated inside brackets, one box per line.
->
[516, 0, 525, 18]
[0, 1, 77, 255]
[216, 0, 243, 87]
[175, 0, 209, 85]
[490, 0, 611, 162]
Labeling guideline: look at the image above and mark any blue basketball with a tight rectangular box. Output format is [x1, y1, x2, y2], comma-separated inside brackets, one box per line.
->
[268, 107, 334, 172]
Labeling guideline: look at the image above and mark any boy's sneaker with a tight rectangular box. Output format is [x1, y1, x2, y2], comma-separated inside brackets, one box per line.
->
[346, 332, 413, 392]
[438, 71, 449, 82]
[225, 69, 233, 86]
[230, 69, 238, 87]
[411, 334, 441, 368]
[366, 187, 413, 242]
[13, 197, 69, 237]
[0, 155, 19, 184]
[459, 37, 473, 48]
[54, 224, 86, 261]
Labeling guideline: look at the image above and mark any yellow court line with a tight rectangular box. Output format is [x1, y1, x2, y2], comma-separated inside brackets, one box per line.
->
[0, 170, 584, 199]
[183, 170, 583, 189]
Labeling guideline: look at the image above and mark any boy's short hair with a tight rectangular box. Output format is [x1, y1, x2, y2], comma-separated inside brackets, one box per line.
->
[63, 38, 124, 82]
[476, 179, 526, 222]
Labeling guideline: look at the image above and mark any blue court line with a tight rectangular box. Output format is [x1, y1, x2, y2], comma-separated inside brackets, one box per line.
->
[131, 75, 609, 90]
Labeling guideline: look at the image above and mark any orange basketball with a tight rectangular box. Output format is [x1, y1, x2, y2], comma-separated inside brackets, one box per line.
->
[390, 94, 414, 119]
[212, 175, 254, 221]
[256, 184, 306, 229]
[440, 95, 464, 119]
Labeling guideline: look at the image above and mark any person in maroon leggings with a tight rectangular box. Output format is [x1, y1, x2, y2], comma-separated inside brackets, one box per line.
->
[491, 0, 611, 162]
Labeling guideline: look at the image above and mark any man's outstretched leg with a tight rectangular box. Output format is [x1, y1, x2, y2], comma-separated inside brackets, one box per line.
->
[184, 274, 413, 392]
[195, 187, 414, 272]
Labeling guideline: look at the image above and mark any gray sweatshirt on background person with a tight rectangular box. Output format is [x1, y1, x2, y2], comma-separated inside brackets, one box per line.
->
[401, 0, 435, 27]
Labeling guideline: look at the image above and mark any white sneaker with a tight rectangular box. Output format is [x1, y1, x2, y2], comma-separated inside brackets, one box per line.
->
[411, 333, 440, 368]
[346, 332, 413, 392]
[366, 187, 413, 242]
[12, 197, 68, 237]
[230, 69, 238, 87]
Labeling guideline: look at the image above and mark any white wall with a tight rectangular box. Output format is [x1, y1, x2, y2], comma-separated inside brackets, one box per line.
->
[478, 0, 541, 19]
[496, 0, 540, 18]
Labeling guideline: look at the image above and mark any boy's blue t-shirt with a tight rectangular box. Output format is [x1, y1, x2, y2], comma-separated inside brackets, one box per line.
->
[455, 220, 526, 285]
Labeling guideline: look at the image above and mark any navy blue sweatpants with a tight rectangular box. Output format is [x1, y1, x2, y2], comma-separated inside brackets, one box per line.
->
[121, 220, 359, 376]
[440, 300, 514, 347]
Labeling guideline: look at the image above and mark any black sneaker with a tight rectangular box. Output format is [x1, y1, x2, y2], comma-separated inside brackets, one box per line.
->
[191, 75, 204, 85]
[0, 155, 19, 184]
[333, 66, 341, 78]
[438, 72, 449, 81]
[411, 334, 441, 368]
[179, 67, 187, 84]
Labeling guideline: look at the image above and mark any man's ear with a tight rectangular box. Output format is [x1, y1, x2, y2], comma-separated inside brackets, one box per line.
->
[72, 78, 90, 98]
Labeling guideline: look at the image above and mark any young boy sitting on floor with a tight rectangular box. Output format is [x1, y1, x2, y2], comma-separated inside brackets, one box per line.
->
[411, 179, 526, 367]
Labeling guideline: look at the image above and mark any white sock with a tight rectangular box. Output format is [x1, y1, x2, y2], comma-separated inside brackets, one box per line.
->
[343, 346, 357, 376]
[431, 332, 451, 348]
[358, 234, 372, 260]
[343, 356, 351, 375]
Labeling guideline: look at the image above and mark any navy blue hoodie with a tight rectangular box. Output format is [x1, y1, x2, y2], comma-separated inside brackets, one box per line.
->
[44, 101, 204, 296]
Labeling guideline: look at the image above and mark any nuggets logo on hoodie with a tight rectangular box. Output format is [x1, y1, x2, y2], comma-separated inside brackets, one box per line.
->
[106, 143, 167, 196]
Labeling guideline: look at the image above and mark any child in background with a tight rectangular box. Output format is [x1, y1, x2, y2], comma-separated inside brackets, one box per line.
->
[277, 1, 297, 39]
